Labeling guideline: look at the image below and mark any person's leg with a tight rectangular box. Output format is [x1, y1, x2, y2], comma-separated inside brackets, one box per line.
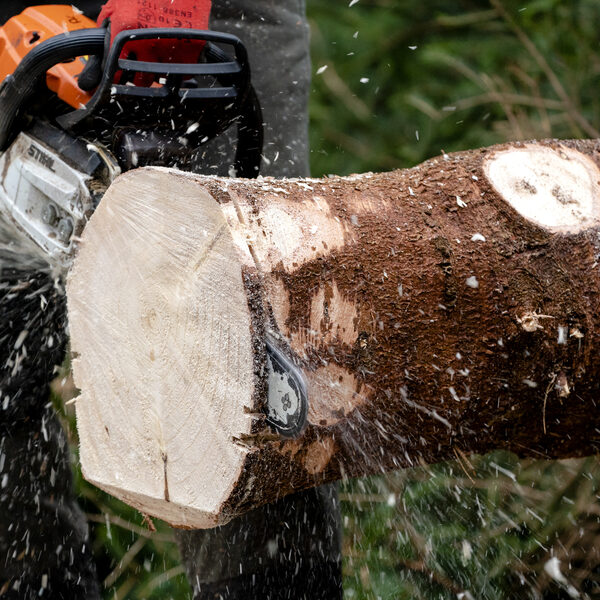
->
[197, 0, 312, 178]
[178, 486, 342, 600]
[0, 1, 107, 596]
[0, 267, 100, 598]
[175, 1, 344, 598]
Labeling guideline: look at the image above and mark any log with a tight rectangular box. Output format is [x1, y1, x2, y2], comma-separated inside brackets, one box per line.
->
[67, 139, 600, 528]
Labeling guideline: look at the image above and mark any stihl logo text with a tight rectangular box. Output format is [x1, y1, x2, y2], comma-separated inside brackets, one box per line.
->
[28, 145, 55, 172]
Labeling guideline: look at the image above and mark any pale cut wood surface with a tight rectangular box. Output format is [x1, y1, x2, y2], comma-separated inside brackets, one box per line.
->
[68, 171, 255, 528]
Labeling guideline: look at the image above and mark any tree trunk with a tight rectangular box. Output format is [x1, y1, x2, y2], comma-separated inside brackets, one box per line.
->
[67, 139, 600, 529]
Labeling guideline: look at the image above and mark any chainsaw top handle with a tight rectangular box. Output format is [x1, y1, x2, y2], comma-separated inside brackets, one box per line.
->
[66, 28, 250, 119]
[0, 27, 263, 178]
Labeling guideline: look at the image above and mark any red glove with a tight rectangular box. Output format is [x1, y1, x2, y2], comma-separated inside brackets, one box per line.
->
[98, 0, 212, 65]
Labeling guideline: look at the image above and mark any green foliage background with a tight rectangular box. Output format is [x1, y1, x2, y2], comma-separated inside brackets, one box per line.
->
[60, 1, 600, 598]
[309, 0, 600, 177]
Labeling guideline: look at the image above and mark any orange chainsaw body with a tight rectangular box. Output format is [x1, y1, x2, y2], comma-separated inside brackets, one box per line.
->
[0, 5, 95, 109]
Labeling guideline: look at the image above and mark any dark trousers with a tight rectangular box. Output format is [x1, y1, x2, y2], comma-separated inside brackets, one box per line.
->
[0, 269, 101, 598]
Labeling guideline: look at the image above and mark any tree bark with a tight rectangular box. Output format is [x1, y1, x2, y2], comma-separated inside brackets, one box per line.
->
[67, 138, 600, 529]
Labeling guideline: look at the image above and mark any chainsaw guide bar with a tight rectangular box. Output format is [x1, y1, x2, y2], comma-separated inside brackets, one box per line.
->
[265, 337, 309, 438]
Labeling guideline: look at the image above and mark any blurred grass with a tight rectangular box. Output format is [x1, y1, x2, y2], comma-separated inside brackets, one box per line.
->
[342, 455, 600, 598]
[58, 1, 600, 597]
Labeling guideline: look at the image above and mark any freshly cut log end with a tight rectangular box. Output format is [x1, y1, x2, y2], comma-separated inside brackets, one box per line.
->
[67, 170, 257, 528]
[484, 143, 600, 233]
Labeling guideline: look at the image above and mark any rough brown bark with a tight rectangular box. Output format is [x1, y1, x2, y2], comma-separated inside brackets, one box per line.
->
[68, 139, 600, 528]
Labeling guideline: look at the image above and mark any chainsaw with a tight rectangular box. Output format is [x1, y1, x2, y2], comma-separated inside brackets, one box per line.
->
[0, 5, 307, 438]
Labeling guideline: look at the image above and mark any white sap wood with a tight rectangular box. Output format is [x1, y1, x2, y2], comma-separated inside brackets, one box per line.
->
[67, 169, 255, 528]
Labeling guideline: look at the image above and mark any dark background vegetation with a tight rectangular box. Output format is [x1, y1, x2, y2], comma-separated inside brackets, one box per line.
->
[55, 1, 600, 597]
